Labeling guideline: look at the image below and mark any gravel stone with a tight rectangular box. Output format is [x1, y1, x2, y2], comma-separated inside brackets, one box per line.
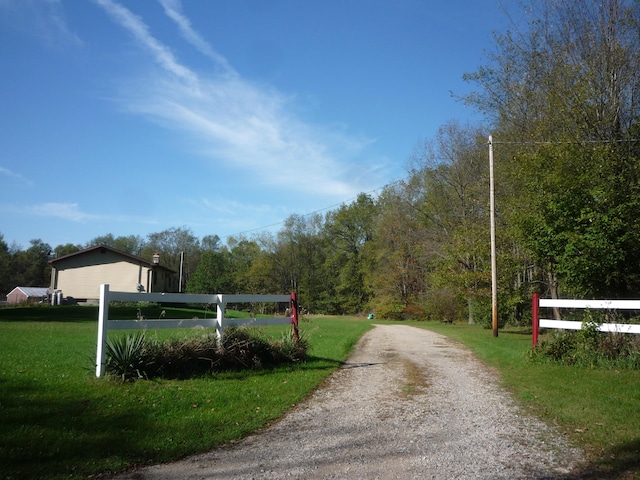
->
[111, 324, 585, 479]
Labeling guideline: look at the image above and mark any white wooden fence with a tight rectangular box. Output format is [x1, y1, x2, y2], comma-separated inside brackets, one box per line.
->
[531, 293, 640, 347]
[96, 284, 298, 377]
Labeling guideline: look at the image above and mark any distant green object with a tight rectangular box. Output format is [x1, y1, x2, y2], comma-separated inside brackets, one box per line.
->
[368, 313, 374, 319]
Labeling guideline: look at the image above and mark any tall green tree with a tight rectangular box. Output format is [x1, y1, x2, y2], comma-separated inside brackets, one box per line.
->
[464, 0, 640, 142]
[201, 234, 222, 252]
[10, 239, 52, 288]
[324, 194, 377, 314]
[464, 0, 640, 300]
[272, 214, 326, 312]
[187, 250, 233, 294]
[143, 227, 201, 291]
[53, 243, 82, 258]
[367, 182, 429, 318]
[511, 142, 640, 297]
[400, 122, 491, 323]
[227, 236, 274, 294]
[86, 234, 145, 254]
[0, 234, 11, 295]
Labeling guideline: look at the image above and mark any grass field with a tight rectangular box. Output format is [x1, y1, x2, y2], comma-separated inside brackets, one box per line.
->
[0, 306, 372, 479]
[1, 306, 638, 479]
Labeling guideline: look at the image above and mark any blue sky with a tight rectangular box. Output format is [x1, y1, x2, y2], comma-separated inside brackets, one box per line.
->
[0, 0, 503, 249]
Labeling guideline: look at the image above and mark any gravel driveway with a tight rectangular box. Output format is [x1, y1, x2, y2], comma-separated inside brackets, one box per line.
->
[112, 324, 585, 479]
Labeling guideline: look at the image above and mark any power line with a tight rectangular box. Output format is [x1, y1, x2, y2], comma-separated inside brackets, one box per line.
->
[222, 136, 640, 240]
[491, 138, 640, 145]
[221, 178, 407, 241]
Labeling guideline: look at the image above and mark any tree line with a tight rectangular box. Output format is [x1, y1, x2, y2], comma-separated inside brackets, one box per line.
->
[3, 0, 640, 328]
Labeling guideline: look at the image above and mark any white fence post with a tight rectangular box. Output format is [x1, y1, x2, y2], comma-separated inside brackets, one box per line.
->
[96, 284, 110, 377]
[216, 294, 225, 341]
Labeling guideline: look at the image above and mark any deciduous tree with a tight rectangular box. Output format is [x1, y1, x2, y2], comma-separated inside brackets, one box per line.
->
[464, 0, 640, 300]
[324, 194, 377, 314]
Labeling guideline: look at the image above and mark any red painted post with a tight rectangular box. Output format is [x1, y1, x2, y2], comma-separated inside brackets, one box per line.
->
[290, 291, 299, 341]
[532, 292, 539, 348]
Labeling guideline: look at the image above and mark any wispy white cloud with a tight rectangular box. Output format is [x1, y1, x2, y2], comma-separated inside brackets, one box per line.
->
[45, 0, 83, 46]
[93, 0, 381, 200]
[196, 197, 277, 216]
[93, 0, 198, 87]
[0, 166, 34, 187]
[2, 202, 161, 227]
[157, 0, 235, 76]
[180, 196, 286, 235]
[0, 0, 82, 47]
[22, 202, 97, 222]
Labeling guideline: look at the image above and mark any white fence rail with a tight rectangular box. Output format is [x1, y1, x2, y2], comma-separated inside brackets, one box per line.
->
[532, 293, 640, 347]
[96, 284, 298, 377]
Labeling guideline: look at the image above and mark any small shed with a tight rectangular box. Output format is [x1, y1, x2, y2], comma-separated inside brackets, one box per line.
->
[7, 287, 50, 305]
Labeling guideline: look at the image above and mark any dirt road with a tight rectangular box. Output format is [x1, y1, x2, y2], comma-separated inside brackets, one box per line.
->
[112, 324, 584, 479]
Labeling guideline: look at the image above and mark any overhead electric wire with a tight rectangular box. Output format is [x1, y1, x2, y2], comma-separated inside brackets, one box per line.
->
[491, 137, 640, 145]
[223, 136, 640, 241]
[221, 177, 408, 241]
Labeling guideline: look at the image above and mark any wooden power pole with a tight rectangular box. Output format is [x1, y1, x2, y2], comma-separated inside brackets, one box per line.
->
[489, 135, 498, 337]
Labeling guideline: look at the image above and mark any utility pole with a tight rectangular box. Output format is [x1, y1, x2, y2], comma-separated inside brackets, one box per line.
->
[489, 135, 498, 337]
[179, 251, 184, 293]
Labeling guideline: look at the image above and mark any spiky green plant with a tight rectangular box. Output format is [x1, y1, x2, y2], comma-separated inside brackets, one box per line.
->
[105, 332, 151, 381]
[272, 328, 309, 363]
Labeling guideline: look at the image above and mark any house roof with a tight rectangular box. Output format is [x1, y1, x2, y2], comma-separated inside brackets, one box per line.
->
[49, 244, 176, 273]
[9, 287, 50, 297]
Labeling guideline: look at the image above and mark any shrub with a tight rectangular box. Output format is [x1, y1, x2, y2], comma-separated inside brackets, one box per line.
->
[470, 296, 492, 327]
[537, 330, 578, 363]
[145, 333, 219, 378]
[369, 295, 405, 320]
[402, 304, 426, 321]
[530, 315, 640, 369]
[217, 327, 273, 370]
[105, 327, 308, 381]
[218, 327, 308, 369]
[424, 289, 465, 323]
[271, 328, 309, 363]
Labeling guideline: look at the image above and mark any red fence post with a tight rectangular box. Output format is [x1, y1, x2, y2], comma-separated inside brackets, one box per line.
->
[290, 291, 299, 341]
[532, 292, 539, 348]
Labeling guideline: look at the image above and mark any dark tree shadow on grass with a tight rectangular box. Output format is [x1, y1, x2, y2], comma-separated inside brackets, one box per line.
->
[572, 438, 640, 479]
[0, 375, 168, 479]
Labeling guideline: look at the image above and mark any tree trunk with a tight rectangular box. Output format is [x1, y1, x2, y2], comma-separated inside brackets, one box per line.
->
[547, 267, 562, 320]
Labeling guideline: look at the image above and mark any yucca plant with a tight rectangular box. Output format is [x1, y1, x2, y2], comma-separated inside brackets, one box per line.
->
[105, 331, 151, 381]
[272, 328, 309, 363]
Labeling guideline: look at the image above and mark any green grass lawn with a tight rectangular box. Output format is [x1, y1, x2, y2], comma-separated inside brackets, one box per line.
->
[1, 306, 638, 479]
[0, 306, 372, 479]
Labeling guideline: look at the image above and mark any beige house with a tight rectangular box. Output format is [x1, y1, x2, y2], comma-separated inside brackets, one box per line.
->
[49, 245, 177, 304]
